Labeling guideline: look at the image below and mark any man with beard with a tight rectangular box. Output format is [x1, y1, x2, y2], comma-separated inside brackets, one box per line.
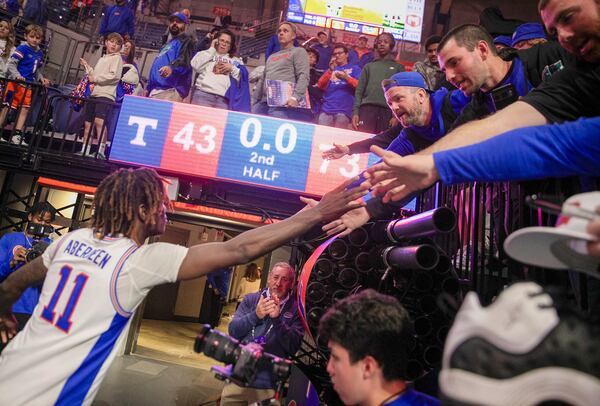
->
[147, 12, 193, 102]
[98, 0, 135, 40]
[352, 32, 405, 134]
[322, 71, 469, 160]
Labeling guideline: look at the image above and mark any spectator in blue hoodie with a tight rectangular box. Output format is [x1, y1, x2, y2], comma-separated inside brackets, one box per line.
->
[98, 0, 135, 40]
[0, 202, 55, 354]
[147, 12, 193, 102]
[23, 0, 48, 27]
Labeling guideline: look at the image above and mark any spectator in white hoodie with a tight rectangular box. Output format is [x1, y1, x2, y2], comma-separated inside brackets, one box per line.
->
[190, 29, 242, 109]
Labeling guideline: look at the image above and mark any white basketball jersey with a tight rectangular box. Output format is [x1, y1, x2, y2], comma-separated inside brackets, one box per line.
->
[0, 228, 187, 405]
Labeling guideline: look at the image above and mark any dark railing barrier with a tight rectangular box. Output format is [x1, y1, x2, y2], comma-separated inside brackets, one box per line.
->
[33, 93, 120, 160]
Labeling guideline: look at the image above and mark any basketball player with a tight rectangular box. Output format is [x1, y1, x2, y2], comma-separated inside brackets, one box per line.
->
[0, 168, 367, 405]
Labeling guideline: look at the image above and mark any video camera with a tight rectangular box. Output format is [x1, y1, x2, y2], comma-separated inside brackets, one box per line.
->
[24, 222, 54, 263]
[194, 324, 292, 392]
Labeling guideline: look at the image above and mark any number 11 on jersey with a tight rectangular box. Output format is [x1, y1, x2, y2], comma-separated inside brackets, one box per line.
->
[41, 265, 89, 333]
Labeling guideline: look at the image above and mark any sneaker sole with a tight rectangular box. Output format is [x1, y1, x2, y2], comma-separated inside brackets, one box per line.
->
[440, 367, 600, 406]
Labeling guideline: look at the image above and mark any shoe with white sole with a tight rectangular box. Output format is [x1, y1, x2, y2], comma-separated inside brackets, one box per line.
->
[440, 282, 600, 406]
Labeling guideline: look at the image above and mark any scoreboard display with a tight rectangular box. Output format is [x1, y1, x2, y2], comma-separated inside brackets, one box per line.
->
[110, 96, 382, 197]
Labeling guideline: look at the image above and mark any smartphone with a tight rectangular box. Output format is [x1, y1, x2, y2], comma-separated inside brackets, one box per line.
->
[490, 83, 518, 112]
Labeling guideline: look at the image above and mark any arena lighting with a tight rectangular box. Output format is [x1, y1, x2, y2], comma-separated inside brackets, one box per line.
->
[35, 177, 273, 225]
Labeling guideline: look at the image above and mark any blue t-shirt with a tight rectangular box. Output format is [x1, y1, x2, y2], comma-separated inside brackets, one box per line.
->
[0, 232, 51, 315]
[312, 43, 333, 71]
[12, 44, 44, 82]
[386, 388, 440, 405]
[321, 63, 362, 118]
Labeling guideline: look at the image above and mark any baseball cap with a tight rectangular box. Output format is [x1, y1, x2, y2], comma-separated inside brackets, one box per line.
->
[169, 11, 189, 25]
[382, 71, 431, 93]
[504, 191, 600, 277]
[511, 22, 546, 47]
[493, 35, 512, 47]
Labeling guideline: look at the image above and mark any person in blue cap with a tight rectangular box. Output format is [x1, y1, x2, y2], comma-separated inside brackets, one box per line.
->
[493, 35, 512, 51]
[511, 22, 548, 50]
[323, 71, 469, 160]
[147, 11, 194, 102]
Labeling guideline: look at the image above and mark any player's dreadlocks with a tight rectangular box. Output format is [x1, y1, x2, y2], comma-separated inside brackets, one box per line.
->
[92, 168, 170, 238]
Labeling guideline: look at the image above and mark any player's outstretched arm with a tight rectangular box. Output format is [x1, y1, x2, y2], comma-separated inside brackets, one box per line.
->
[176, 178, 369, 281]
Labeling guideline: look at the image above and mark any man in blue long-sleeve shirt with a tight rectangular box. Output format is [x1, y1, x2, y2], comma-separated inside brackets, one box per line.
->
[98, 0, 135, 40]
[0, 202, 54, 353]
[222, 262, 304, 405]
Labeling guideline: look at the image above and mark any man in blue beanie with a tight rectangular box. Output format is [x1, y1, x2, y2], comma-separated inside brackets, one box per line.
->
[511, 22, 548, 49]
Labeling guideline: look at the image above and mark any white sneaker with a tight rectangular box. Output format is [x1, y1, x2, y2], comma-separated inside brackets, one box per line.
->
[10, 134, 27, 146]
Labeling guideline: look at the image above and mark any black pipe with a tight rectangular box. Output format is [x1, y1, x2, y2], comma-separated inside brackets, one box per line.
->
[371, 207, 457, 243]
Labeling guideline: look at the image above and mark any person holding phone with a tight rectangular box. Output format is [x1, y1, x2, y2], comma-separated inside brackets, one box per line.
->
[223, 262, 303, 405]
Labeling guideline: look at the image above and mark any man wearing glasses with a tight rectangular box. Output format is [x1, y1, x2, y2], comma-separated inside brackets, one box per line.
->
[316, 44, 361, 129]
[222, 262, 304, 405]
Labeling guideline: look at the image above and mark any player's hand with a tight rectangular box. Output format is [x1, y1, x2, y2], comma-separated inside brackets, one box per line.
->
[364, 145, 439, 203]
[16, 76, 25, 82]
[587, 208, 600, 257]
[159, 65, 172, 78]
[41, 78, 50, 87]
[351, 115, 360, 130]
[0, 311, 17, 344]
[322, 143, 350, 160]
[285, 97, 299, 107]
[309, 176, 369, 223]
[322, 205, 370, 237]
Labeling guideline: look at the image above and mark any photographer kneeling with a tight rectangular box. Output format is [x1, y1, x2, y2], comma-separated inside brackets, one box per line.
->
[222, 262, 304, 405]
[0, 202, 55, 352]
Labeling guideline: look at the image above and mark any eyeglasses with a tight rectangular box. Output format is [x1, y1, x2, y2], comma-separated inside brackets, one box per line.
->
[218, 39, 232, 45]
[332, 51, 346, 55]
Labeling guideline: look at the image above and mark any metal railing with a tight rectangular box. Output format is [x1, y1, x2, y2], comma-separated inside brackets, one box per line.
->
[237, 15, 281, 59]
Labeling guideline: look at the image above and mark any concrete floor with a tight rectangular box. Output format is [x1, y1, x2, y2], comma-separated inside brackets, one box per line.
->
[94, 305, 237, 405]
[93, 355, 225, 406]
